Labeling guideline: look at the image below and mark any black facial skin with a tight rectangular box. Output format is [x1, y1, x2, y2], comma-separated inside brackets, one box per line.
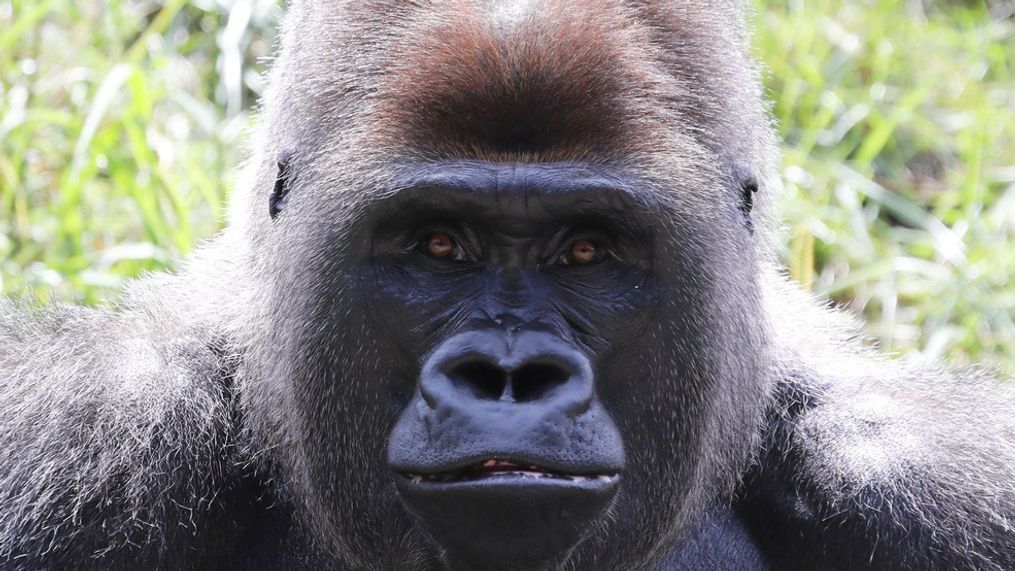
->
[268, 161, 762, 569]
[375, 166, 653, 568]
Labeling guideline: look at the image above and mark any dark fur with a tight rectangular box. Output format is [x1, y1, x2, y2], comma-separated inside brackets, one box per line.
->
[2, 1, 1012, 569]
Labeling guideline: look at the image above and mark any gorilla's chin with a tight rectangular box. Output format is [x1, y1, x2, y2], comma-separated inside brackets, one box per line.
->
[394, 470, 620, 569]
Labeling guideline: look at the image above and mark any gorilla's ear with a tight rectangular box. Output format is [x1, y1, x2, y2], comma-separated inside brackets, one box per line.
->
[733, 164, 759, 230]
[270, 150, 297, 220]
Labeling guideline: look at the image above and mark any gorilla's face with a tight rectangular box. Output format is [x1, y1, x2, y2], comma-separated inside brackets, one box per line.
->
[264, 157, 766, 568]
[377, 164, 650, 567]
[253, 3, 770, 568]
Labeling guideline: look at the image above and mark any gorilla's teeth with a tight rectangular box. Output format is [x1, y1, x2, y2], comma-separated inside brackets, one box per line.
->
[408, 468, 619, 484]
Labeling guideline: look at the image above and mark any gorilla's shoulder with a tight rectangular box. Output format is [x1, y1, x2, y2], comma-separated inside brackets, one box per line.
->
[0, 297, 245, 568]
[745, 350, 1015, 570]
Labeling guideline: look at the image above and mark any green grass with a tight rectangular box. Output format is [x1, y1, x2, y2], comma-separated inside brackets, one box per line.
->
[1, 0, 1013, 374]
[0, 0, 277, 303]
[754, 0, 1015, 373]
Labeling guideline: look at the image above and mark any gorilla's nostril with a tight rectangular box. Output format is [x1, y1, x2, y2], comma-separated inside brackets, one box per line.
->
[448, 361, 508, 400]
[511, 362, 570, 402]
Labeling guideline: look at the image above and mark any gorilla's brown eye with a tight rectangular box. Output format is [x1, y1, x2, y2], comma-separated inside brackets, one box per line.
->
[420, 231, 468, 262]
[566, 240, 603, 265]
[426, 232, 454, 257]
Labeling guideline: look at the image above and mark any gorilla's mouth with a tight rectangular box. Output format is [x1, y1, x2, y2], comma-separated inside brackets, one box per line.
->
[393, 456, 622, 565]
[403, 459, 621, 484]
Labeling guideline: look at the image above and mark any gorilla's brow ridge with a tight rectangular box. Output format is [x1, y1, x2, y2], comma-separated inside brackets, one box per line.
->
[381, 161, 659, 224]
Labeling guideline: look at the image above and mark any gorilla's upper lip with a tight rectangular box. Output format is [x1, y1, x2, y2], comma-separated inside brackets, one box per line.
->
[398, 458, 621, 484]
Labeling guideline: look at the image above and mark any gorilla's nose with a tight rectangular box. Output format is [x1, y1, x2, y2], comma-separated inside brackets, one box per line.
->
[447, 357, 571, 402]
[420, 330, 593, 413]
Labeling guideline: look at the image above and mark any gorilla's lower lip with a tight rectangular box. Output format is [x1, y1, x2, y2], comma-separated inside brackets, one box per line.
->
[400, 458, 621, 485]
[393, 457, 621, 566]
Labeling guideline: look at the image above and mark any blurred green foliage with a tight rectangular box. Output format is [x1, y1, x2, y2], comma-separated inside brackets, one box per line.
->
[0, 0, 277, 300]
[1, 0, 1013, 374]
[756, 0, 1015, 374]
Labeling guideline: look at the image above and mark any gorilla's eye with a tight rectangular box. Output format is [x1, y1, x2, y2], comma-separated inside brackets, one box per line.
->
[420, 232, 467, 262]
[561, 239, 606, 266]
[427, 233, 454, 257]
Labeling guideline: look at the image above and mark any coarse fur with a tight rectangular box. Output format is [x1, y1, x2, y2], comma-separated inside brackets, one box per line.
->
[1, 1, 1013, 570]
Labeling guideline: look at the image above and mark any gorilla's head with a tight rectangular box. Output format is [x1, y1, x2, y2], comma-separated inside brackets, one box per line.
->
[239, 1, 776, 568]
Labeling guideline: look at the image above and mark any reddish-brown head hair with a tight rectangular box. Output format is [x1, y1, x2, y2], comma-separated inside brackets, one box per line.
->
[380, 1, 666, 162]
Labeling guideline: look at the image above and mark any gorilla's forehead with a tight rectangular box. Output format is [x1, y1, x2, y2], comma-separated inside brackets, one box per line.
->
[269, 0, 766, 168]
[374, 2, 655, 160]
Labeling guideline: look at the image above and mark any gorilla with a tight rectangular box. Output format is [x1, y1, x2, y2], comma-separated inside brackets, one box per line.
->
[1, 1, 1013, 570]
